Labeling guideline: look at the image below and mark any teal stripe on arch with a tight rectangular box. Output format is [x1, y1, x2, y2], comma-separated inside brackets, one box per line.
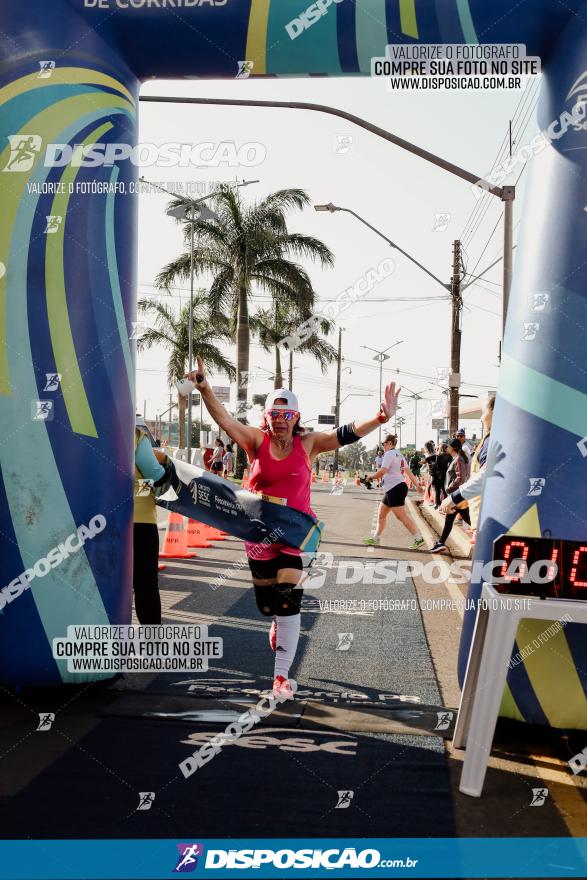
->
[0, 86, 108, 146]
[355, 0, 389, 73]
[266, 0, 342, 74]
[0, 105, 131, 681]
[455, 0, 478, 43]
[105, 165, 134, 402]
[500, 353, 587, 438]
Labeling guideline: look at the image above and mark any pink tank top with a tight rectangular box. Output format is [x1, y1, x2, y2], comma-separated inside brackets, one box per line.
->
[248, 433, 314, 517]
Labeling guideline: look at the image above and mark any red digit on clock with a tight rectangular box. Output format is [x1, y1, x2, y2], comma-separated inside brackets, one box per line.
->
[499, 540, 529, 582]
[546, 546, 559, 583]
[570, 546, 587, 588]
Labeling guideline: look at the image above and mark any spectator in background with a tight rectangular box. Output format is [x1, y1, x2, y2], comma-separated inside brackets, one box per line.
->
[441, 395, 497, 534]
[409, 449, 422, 480]
[203, 444, 214, 471]
[374, 446, 384, 487]
[434, 444, 452, 507]
[425, 441, 451, 508]
[210, 437, 225, 474]
[456, 428, 474, 459]
[423, 440, 436, 502]
[134, 427, 176, 624]
[430, 438, 471, 553]
[223, 442, 234, 478]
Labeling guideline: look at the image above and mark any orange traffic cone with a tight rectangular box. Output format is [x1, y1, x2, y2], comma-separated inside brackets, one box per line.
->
[354, 475, 360, 486]
[205, 524, 226, 541]
[241, 468, 250, 489]
[158, 563, 166, 571]
[311, 472, 317, 483]
[186, 519, 213, 548]
[159, 512, 196, 559]
[321, 472, 328, 484]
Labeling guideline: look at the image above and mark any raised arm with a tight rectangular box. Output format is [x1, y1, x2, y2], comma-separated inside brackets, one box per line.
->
[186, 356, 263, 457]
[306, 381, 401, 458]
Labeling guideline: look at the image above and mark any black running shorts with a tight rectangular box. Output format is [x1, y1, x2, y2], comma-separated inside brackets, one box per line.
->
[248, 552, 304, 581]
[382, 482, 408, 508]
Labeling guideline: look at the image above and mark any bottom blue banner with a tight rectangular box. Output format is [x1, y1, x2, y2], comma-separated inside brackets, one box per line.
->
[0, 838, 585, 879]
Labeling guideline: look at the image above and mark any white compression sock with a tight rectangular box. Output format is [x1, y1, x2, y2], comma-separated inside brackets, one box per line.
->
[273, 613, 301, 679]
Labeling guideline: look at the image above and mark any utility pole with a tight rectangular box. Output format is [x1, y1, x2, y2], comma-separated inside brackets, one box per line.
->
[502, 186, 515, 342]
[333, 327, 342, 473]
[288, 351, 293, 391]
[449, 239, 462, 438]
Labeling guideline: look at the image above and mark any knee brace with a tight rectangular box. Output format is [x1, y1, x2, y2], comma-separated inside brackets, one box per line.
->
[254, 583, 304, 617]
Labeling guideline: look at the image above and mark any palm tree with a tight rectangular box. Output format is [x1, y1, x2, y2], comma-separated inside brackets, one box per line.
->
[251, 303, 337, 389]
[155, 188, 334, 468]
[136, 294, 235, 448]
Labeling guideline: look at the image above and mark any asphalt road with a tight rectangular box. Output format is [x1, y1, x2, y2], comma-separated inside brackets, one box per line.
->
[0, 481, 584, 854]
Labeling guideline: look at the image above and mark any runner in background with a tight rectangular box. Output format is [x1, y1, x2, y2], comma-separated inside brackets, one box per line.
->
[364, 434, 424, 549]
[187, 355, 400, 699]
[210, 438, 225, 474]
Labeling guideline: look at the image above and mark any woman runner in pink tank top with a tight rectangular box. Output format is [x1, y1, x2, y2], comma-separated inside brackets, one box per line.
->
[187, 355, 401, 700]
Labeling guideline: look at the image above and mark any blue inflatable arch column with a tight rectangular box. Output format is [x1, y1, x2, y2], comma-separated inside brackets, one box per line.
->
[0, 0, 585, 727]
[458, 10, 587, 728]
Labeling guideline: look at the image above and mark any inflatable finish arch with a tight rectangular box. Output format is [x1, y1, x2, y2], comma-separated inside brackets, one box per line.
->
[1, 0, 586, 727]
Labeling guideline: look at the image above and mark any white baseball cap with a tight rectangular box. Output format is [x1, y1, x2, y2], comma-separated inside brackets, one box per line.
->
[264, 388, 299, 411]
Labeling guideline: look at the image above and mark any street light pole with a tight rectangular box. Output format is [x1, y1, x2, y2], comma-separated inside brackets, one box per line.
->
[334, 327, 343, 473]
[450, 240, 463, 437]
[315, 204, 450, 291]
[361, 340, 403, 445]
[187, 203, 195, 459]
[502, 186, 515, 341]
[141, 94, 514, 338]
[401, 384, 426, 452]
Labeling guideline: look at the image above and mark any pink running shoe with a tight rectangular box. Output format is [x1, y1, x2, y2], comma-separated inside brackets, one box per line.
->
[269, 619, 277, 652]
[272, 675, 295, 700]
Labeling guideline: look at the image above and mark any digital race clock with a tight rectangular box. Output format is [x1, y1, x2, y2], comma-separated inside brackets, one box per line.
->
[491, 535, 587, 600]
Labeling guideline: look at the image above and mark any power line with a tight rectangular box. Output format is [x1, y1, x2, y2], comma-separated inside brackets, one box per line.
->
[460, 78, 540, 247]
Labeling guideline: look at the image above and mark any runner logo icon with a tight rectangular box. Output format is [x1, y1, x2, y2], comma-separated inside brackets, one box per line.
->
[336, 632, 354, 651]
[335, 790, 354, 808]
[36, 713, 55, 731]
[175, 843, 204, 872]
[530, 787, 548, 806]
[434, 711, 454, 731]
[137, 792, 155, 811]
[3, 135, 42, 172]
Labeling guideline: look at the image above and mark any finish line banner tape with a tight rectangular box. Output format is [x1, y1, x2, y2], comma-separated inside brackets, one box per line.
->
[155, 458, 324, 555]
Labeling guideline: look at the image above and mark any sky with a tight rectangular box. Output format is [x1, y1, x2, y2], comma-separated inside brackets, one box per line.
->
[136, 73, 541, 449]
